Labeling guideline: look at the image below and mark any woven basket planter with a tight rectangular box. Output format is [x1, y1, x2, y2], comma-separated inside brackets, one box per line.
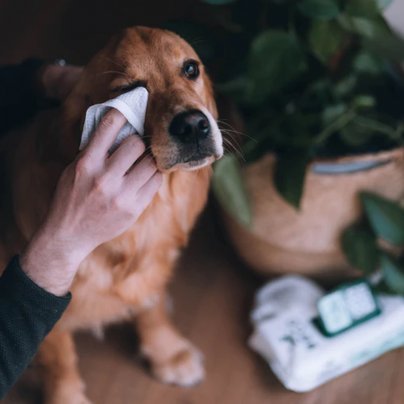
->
[222, 147, 404, 281]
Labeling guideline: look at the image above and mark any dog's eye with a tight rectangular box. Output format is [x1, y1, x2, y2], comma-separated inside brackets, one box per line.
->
[111, 80, 147, 94]
[183, 60, 200, 80]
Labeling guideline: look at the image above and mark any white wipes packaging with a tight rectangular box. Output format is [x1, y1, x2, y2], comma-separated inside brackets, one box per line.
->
[79, 87, 149, 151]
[249, 276, 404, 392]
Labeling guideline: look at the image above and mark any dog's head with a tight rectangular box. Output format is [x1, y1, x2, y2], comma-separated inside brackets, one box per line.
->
[63, 26, 223, 171]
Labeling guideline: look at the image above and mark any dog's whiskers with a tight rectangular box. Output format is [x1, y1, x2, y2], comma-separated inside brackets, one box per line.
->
[223, 143, 245, 162]
[221, 130, 244, 153]
[218, 120, 255, 141]
[222, 137, 245, 162]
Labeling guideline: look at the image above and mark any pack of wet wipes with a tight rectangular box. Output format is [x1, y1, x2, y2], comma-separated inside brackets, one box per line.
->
[249, 276, 404, 392]
[79, 87, 148, 151]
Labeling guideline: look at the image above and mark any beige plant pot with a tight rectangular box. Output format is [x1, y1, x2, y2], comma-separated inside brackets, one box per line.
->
[222, 147, 404, 281]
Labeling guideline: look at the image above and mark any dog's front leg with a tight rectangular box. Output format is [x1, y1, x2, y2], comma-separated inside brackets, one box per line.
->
[37, 330, 91, 404]
[134, 295, 205, 387]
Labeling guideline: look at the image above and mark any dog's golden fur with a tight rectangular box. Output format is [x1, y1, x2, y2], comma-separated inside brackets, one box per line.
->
[0, 26, 222, 403]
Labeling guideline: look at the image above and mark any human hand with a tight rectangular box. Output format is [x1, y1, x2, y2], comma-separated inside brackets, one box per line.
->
[21, 110, 162, 296]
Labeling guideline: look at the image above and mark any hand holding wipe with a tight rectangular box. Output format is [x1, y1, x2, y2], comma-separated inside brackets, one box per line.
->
[79, 87, 149, 150]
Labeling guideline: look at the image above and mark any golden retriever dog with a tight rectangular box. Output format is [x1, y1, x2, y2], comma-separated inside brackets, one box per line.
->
[0, 26, 223, 403]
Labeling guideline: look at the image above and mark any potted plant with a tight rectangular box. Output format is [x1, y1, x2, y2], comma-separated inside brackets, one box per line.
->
[169, 0, 404, 285]
[342, 192, 404, 294]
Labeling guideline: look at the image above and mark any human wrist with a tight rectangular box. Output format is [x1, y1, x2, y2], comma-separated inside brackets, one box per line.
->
[20, 227, 88, 296]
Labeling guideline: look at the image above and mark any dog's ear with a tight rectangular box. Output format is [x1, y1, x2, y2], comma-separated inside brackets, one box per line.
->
[33, 61, 92, 164]
[50, 46, 121, 163]
[60, 90, 93, 160]
[37, 91, 90, 164]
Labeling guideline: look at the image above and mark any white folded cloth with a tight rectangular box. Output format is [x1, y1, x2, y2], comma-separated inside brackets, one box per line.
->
[79, 87, 149, 150]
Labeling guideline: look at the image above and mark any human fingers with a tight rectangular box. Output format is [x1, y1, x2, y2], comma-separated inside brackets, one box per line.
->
[132, 171, 163, 215]
[106, 135, 145, 177]
[124, 155, 158, 191]
[85, 109, 127, 158]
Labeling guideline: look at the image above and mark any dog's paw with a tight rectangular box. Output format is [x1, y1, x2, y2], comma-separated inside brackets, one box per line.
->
[46, 384, 92, 404]
[151, 343, 205, 387]
[48, 394, 92, 404]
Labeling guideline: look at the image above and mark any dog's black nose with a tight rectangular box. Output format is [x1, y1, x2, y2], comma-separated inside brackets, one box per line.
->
[169, 110, 211, 143]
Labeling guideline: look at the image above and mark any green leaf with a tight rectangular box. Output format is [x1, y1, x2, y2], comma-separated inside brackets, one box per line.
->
[380, 253, 404, 294]
[338, 14, 391, 39]
[216, 76, 251, 103]
[315, 108, 357, 145]
[352, 95, 376, 109]
[248, 30, 307, 101]
[274, 149, 310, 209]
[340, 118, 377, 146]
[199, 0, 237, 4]
[308, 20, 345, 63]
[212, 155, 251, 226]
[376, 0, 393, 10]
[353, 51, 384, 75]
[363, 24, 404, 61]
[360, 192, 404, 245]
[341, 222, 379, 273]
[339, 15, 404, 61]
[322, 103, 347, 125]
[345, 0, 379, 18]
[333, 75, 357, 98]
[341, 115, 400, 147]
[298, 0, 340, 20]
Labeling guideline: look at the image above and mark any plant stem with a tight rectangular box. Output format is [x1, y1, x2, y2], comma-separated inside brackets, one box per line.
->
[315, 109, 356, 145]
[354, 116, 401, 140]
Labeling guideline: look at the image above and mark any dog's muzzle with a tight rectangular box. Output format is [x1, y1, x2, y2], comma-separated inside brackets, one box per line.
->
[164, 108, 222, 169]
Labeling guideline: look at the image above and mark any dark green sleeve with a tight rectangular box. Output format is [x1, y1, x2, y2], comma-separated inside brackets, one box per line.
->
[0, 256, 71, 398]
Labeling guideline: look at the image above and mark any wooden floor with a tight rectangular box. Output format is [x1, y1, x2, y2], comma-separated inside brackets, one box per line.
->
[2, 208, 404, 404]
[1, 1, 404, 403]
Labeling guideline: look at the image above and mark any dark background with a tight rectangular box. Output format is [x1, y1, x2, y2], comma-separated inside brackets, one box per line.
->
[0, 0, 211, 64]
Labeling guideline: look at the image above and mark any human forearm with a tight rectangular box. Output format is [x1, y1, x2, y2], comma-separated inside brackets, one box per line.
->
[0, 257, 70, 399]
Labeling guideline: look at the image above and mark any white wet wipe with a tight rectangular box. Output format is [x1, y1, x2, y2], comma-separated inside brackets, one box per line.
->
[79, 87, 148, 150]
[249, 275, 404, 392]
